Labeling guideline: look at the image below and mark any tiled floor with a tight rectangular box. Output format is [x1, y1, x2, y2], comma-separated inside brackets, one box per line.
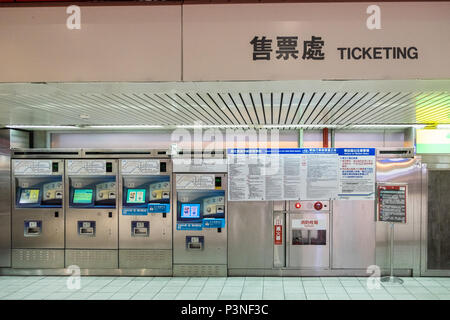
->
[0, 276, 449, 300]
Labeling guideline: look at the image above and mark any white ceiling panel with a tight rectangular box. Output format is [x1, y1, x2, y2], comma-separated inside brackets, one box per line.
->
[0, 80, 448, 129]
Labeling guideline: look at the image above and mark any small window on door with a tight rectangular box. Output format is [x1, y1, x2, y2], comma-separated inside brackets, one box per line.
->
[292, 230, 326, 245]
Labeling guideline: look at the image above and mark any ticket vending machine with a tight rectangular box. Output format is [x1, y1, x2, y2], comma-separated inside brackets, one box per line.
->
[119, 158, 172, 272]
[173, 173, 227, 276]
[11, 159, 65, 268]
[65, 159, 118, 268]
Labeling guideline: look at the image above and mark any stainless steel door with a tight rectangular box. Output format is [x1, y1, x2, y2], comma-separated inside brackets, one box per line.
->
[420, 155, 450, 276]
[288, 212, 330, 269]
[426, 170, 450, 271]
[332, 200, 376, 269]
[228, 201, 274, 269]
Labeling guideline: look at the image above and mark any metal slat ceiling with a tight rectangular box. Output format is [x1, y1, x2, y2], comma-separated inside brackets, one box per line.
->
[0, 80, 448, 128]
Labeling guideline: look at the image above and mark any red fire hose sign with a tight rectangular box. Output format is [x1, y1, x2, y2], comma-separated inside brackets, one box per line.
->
[274, 225, 282, 245]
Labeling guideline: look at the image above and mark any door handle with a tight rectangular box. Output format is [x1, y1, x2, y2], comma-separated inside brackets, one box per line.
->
[54, 212, 59, 218]
[108, 212, 113, 218]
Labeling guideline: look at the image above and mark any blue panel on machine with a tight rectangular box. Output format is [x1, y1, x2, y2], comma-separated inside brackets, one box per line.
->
[122, 208, 148, 216]
[176, 222, 203, 231]
[202, 218, 225, 228]
[148, 203, 170, 213]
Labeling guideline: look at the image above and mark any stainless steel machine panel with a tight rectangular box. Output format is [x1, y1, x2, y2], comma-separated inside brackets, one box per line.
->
[0, 133, 11, 267]
[332, 200, 376, 269]
[173, 264, 227, 277]
[119, 249, 172, 269]
[118, 158, 172, 269]
[119, 159, 172, 250]
[11, 160, 65, 261]
[65, 160, 118, 268]
[228, 201, 273, 269]
[173, 173, 227, 272]
[12, 249, 64, 269]
[65, 249, 118, 269]
[287, 200, 330, 269]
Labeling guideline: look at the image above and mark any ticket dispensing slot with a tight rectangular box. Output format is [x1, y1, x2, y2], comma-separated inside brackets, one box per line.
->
[131, 221, 149, 237]
[186, 236, 204, 250]
[78, 221, 96, 236]
[24, 221, 42, 236]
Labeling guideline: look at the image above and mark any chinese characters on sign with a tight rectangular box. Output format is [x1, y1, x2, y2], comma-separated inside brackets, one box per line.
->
[250, 36, 325, 61]
[250, 36, 419, 61]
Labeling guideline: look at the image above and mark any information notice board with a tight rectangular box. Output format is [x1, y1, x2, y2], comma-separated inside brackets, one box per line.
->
[378, 185, 407, 223]
[227, 148, 375, 201]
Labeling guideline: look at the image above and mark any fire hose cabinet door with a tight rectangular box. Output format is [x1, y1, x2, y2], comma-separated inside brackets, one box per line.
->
[288, 213, 330, 269]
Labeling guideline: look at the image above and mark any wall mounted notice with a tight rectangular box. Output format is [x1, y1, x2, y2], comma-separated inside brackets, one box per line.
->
[227, 148, 375, 201]
[378, 185, 407, 223]
[337, 148, 376, 200]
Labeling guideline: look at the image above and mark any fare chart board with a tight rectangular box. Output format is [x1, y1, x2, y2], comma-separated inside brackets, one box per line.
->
[227, 148, 375, 201]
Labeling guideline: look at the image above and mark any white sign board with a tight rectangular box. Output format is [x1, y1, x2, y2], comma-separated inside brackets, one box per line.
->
[227, 148, 375, 201]
[184, 2, 450, 81]
[338, 152, 376, 200]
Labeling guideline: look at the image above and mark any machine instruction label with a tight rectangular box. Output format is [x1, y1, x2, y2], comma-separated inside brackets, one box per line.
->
[227, 148, 375, 201]
[378, 185, 407, 223]
[176, 174, 216, 190]
[122, 208, 148, 216]
[176, 222, 203, 231]
[67, 160, 106, 175]
[13, 160, 52, 175]
[121, 159, 160, 175]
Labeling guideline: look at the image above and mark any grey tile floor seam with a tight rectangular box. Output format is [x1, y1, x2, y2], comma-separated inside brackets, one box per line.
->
[0, 276, 449, 300]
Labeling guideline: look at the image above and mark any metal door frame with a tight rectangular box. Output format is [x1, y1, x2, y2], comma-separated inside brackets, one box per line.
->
[420, 159, 450, 276]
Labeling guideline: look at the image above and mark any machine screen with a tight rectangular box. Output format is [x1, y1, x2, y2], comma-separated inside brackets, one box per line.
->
[73, 189, 93, 204]
[181, 204, 201, 218]
[127, 189, 146, 204]
[19, 189, 40, 204]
